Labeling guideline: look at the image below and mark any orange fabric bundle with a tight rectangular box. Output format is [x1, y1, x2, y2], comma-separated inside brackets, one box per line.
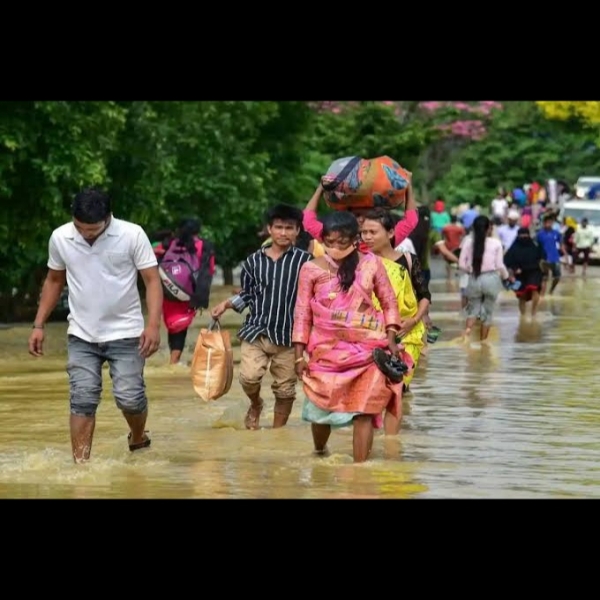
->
[322, 155, 410, 210]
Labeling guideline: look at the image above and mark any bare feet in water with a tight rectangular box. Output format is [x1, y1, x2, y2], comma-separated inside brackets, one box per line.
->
[244, 401, 264, 430]
[314, 446, 330, 457]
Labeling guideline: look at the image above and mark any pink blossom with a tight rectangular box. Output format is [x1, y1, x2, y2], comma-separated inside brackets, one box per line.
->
[480, 100, 503, 109]
[307, 101, 502, 141]
[419, 101, 442, 111]
[419, 101, 503, 114]
[471, 105, 491, 115]
[436, 119, 486, 140]
[309, 101, 345, 113]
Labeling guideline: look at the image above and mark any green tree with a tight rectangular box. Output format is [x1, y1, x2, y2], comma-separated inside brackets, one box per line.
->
[0, 101, 127, 317]
[106, 101, 313, 284]
[433, 102, 600, 204]
[313, 101, 433, 174]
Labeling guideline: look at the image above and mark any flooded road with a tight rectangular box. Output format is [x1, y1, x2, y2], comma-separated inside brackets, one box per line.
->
[1, 258, 599, 498]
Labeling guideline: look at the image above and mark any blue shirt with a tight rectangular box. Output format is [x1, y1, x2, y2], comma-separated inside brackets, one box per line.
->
[461, 209, 479, 229]
[536, 229, 561, 263]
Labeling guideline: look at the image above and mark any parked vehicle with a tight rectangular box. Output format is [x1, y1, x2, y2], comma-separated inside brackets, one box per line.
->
[559, 201, 600, 262]
[574, 176, 600, 199]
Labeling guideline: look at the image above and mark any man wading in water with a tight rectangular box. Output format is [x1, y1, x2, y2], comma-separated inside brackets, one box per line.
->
[28, 189, 162, 463]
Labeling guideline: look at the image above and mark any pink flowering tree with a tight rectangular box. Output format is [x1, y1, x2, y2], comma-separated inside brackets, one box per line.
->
[309, 100, 502, 139]
[431, 100, 600, 205]
[415, 101, 503, 199]
[307, 101, 503, 201]
[417, 101, 503, 139]
[308, 101, 600, 205]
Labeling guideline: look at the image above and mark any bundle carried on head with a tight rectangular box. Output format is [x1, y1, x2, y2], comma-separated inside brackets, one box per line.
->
[321, 155, 411, 211]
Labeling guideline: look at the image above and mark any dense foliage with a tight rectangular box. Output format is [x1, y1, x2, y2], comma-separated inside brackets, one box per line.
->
[2, 100, 599, 318]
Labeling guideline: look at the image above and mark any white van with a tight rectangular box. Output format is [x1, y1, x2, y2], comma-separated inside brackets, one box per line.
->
[575, 176, 600, 199]
[560, 200, 600, 261]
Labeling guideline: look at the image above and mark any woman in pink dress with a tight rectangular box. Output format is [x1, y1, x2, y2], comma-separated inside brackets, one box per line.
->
[292, 212, 411, 463]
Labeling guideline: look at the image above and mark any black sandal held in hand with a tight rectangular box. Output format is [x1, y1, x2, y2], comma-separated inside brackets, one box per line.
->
[372, 348, 409, 383]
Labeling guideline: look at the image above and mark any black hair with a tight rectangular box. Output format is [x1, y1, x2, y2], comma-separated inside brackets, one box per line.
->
[72, 188, 111, 224]
[471, 215, 491, 278]
[295, 229, 314, 252]
[172, 218, 201, 254]
[321, 211, 360, 292]
[363, 207, 396, 247]
[408, 205, 431, 261]
[389, 212, 402, 228]
[265, 203, 303, 228]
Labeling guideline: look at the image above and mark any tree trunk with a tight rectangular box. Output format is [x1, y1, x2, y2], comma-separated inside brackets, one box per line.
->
[0, 291, 39, 322]
[223, 267, 234, 286]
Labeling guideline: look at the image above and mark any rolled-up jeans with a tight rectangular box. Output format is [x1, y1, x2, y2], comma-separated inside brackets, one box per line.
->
[465, 271, 503, 325]
[67, 335, 148, 417]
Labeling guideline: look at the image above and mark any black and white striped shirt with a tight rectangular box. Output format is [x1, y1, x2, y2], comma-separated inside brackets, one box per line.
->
[231, 245, 312, 347]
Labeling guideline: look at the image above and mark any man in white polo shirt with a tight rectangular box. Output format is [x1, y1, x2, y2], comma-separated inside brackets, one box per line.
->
[28, 188, 163, 463]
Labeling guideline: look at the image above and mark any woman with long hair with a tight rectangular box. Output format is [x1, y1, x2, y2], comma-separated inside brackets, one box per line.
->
[361, 208, 430, 399]
[154, 218, 215, 365]
[292, 212, 409, 462]
[503, 227, 544, 318]
[458, 215, 511, 341]
[402, 205, 433, 284]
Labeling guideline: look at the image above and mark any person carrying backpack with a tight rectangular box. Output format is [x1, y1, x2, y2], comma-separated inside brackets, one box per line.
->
[154, 218, 216, 365]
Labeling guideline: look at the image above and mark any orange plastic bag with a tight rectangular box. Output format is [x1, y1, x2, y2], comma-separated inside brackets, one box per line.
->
[322, 155, 411, 210]
[191, 319, 234, 401]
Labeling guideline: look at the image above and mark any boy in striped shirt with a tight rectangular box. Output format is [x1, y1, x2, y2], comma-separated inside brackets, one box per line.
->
[211, 204, 312, 429]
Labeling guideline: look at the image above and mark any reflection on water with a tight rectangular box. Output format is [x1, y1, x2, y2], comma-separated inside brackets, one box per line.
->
[1, 263, 600, 498]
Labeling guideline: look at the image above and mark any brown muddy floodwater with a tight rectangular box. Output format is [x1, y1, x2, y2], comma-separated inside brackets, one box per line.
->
[1, 259, 600, 499]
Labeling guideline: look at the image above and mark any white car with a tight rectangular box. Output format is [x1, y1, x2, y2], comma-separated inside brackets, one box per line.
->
[574, 176, 600, 199]
[560, 200, 600, 261]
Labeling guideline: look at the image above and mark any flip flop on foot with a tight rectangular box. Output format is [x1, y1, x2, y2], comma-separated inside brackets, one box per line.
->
[128, 431, 151, 452]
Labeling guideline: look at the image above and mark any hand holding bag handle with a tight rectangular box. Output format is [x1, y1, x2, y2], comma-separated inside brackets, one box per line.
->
[208, 318, 221, 332]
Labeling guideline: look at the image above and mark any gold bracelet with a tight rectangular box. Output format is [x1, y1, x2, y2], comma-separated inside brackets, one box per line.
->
[295, 357, 305, 364]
